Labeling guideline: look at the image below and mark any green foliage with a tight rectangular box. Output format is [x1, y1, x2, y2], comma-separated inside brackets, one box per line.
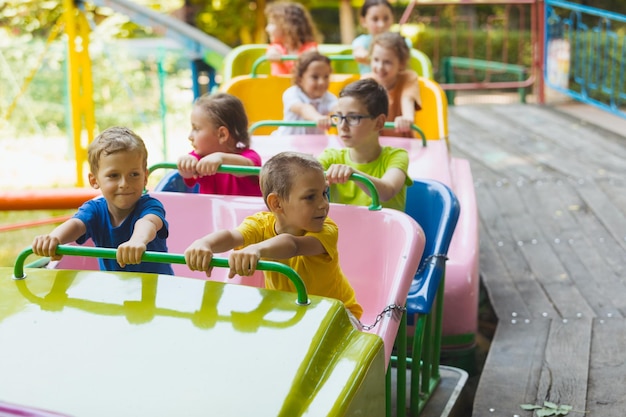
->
[521, 401, 581, 416]
[1, 33, 191, 136]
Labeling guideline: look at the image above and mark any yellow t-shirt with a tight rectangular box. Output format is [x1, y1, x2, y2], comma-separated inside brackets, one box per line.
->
[236, 212, 363, 319]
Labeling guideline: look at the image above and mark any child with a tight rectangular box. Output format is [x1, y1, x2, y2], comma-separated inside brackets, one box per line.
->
[265, 1, 320, 76]
[177, 93, 262, 197]
[32, 126, 174, 275]
[318, 78, 412, 211]
[364, 31, 422, 138]
[275, 51, 337, 136]
[184, 151, 363, 323]
[352, 0, 411, 75]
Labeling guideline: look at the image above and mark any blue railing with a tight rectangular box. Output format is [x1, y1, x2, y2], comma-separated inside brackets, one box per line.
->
[545, 0, 626, 119]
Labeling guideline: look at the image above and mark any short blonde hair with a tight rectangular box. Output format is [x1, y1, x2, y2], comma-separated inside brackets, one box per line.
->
[88, 126, 148, 174]
[260, 151, 324, 207]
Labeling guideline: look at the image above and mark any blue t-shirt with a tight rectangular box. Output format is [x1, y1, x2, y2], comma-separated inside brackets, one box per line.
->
[74, 194, 174, 275]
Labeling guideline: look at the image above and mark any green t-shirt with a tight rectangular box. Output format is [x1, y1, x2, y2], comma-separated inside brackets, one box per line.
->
[318, 146, 412, 211]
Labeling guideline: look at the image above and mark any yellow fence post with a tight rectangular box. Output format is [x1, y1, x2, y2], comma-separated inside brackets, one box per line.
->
[62, 0, 95, 187]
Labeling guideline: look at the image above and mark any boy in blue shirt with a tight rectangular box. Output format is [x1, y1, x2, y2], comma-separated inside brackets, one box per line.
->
[32, 126, 174, 275]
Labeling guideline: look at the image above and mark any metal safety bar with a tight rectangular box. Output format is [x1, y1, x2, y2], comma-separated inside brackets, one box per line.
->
[147, 163, 382, 211]
[13, 245, 309, 306]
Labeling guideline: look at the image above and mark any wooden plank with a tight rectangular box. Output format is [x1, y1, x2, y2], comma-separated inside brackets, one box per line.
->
[478, 221, 530, 319]
[488, 180, 594, 318]
[448, 106, 547, 181]
[451, 105, 597, 180]
[535, 318, 592, 415]
[575, 178, 626, 252]
[472, 320, 550, 417]
[474, 182, 558, 318]
[587, 318, 626, 417]
[520, 178, 623, 318]
[492, 105, 626, 176]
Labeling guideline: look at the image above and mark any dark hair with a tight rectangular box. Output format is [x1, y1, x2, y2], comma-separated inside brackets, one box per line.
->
[260, 151, 324, 207]
[293, 51, 331, 86]
[339, 78, 388, 118]
[265, 2, 320, 48]
[194, 93, 250, 148]
[371, 31, 410, 65]
[360, 0, 394, 18]
[88, 126, 148, 174]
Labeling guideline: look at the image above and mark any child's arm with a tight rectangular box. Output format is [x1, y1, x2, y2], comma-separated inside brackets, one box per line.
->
[116, 214, 163, 268]
[185, 229, 244, 278]
[395, 72, 422, 133]
[289, 103, 332, 130]
[229, 234, 325, 278]
[393, 94, 418, 133]
[326, 164, 407, 202]
[352, 36, 370, 65]
[32, 218, 87, 261]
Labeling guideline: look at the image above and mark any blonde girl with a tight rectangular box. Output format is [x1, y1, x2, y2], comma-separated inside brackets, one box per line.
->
[265, 1, 320, 76]
[364, 32, 422, 138]
[177, 93, 262, 196]
[276, 51, 338, 136]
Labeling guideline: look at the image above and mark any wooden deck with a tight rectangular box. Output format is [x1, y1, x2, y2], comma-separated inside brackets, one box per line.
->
[446, 103, 626, 417]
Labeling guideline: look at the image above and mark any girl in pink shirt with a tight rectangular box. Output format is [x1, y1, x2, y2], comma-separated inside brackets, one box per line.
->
[264, 2, 320, 76]
[177, 93, 262, 196]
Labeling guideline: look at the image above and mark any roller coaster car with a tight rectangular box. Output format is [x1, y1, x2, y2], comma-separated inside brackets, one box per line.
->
[0, 189, 432, 416]
[217, 74, 477, 369]
[220, 43, 434, 83]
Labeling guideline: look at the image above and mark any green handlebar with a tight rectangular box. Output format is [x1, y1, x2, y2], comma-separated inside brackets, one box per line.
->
[13, 245, 309, 306]
[148, 163, 260, 176]
[148, 163, 382, 211]
[247, 120, 427, 147]
[251, 54, 355, 78]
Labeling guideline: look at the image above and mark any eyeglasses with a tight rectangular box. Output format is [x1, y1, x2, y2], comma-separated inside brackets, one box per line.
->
[329, 114, 375, 127]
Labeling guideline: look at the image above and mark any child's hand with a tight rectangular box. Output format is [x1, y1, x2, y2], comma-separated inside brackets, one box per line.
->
[353, 47, 369, 64]
[117, 241, 147, 268]
[325, 164, 355, 184]
[185, 241, 215, 278]
[196, 153, 224, 177]
[316, 116, 332, 131]
[178, 155, 198, 178]
[228, 248, 261, 278]
[266, 46, 282, 62]
[394, 116, 413, 133]
[32, 235, 62, 260]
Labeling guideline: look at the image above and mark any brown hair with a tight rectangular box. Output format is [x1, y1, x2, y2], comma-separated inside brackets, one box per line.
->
[339, 78, 389, 118]
[265, 2, 320, 49]
[360, 0, 394, 18]
[293, 50, 331, 86]
[193, 93, 250, 149]
[88, 126, 148, 174]
[371, 31, 410, 66]
[260, 151, 324, 207]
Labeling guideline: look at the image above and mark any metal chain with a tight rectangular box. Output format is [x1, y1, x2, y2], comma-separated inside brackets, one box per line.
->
[359, 255, 448, 331]
[360, 304, 407, 331]
[359, 254, 448, 331]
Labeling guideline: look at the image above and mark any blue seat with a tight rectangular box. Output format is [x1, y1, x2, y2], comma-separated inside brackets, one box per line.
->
[405, 179, 460, 315]
[154, 171, 199, 193]
[392, 179, 460, 415]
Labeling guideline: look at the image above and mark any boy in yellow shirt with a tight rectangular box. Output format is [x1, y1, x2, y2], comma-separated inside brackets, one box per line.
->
[184, 151, 363, 322]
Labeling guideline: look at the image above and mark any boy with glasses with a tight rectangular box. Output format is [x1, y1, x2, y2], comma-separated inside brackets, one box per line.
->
[318, 78, 412, 211]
